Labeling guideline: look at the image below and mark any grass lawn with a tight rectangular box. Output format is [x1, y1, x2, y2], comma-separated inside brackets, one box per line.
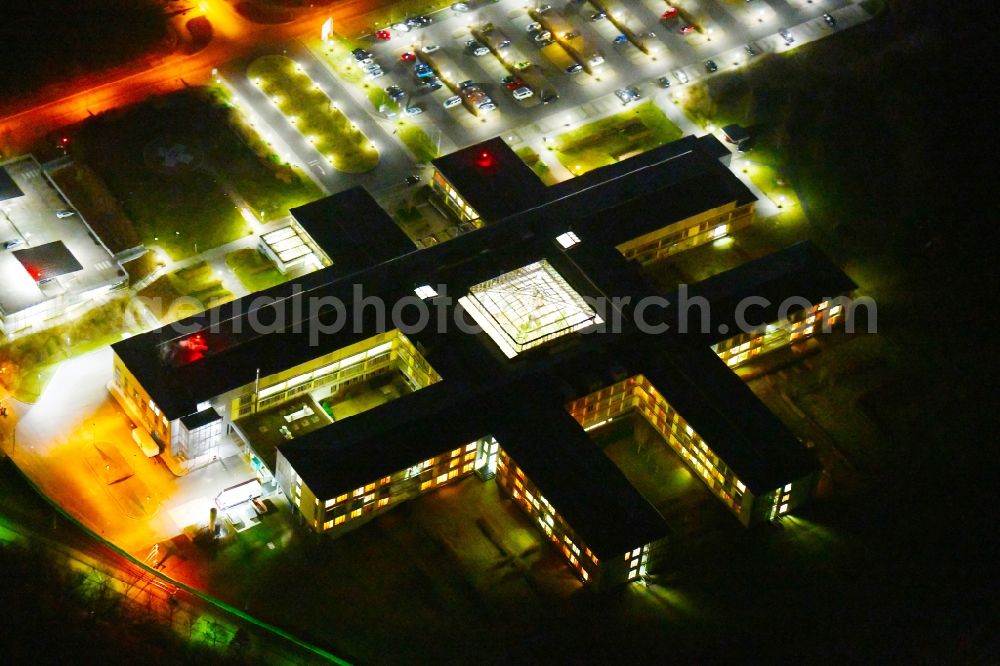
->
[138, 261, 233, 323]
[552, 103, 684, 175]
[225, 249, 286, 293]
[397, 123, 438, 163]
[515, 146, 557, 185]
[0, 298, 129, 403]
[70, 91, 256, 260]
[248, 55, 379, 173]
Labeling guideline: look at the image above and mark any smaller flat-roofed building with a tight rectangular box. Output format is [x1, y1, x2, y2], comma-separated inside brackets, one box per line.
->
[0, 156, 126, 338]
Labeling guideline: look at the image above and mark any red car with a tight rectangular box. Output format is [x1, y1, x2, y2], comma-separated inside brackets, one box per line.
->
[661, 7, 678, 20]
[505, 78, 525, 91]
[375, 29, 391, 40]
[400, 51, 416, 62]
[678, 24, 696, 35]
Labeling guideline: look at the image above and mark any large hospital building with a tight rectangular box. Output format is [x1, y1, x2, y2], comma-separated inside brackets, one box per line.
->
[110, 134, 855, 588]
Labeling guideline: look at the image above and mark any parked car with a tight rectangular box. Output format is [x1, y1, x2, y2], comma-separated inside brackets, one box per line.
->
[375, 29, 391, 40]
[779, 28, 794, 44]
[565, 63, 583, 74]
[589, 53, 605, 66]
[352, 48, 372, 61]
[512, 86, 534, 100]
[478, 102, 497, 113]
[679, 24, 696, 35]
[614, 86, 640, 105]
[613, 34, 628, 45]
[386, 85, 406, 101]
[498, 39, 512, 48]
[421, 43, 440, 53]
[705, 59, 718, 73]
[675, 69, 689, 83]
[526, 22, 542, 32]
[400, 51, 416, 62]
[823, 13, 836, 27]
[366, 68, 385, 78]
[443, 95, 463, 108]
[391, 22, 412, 33]
[451, 2, 470, 11]
[536, 4, 552, 13]
[2, 239, 23, 250]
[422, 78, 443, 90]
[533, 31, 552, 43]
[661, 7, 678, 20]
[745, 43, 760, 57]
[405, 175, 422, 185]
[588, 11, 606, 21]
[540, 90, 559, 104]
[513, 61, 532, 71]
[466, 39, 490, 56]
[403, 105, 424, 116]
[55, 209, 76, 218]
[459, 79, 478, 90]
[657, 76, 671, 88]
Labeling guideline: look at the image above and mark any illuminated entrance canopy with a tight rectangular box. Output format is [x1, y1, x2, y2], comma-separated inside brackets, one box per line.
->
[460, 260, 603, 357]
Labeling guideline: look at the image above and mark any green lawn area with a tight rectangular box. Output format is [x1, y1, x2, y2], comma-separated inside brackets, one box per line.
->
[69, 89, 319, 261]
[138, 261, 233, 323]
[552, 103, 684, 175]
[0, 298, 129, 403]
[225, 249, 286, 293]
[515, 146, 557, 185]
[248, 55, 379, 173]
[397, 123, 438, 163]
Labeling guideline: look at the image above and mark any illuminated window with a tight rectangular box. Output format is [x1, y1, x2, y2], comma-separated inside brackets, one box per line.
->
[336, 493, 348, 503]
[334, 515, 346, 526]
[465, 442, 477, 452]
[377, 498, 389, 508]
[736, 480, 746, 493]
[448, 469, 458, 479]
[364, 493, 375, 503]
[632, 548, 641, 558]
[353, 487, 364, 497]
[449, 459, 459, 468]
[779, 503, 788, 514]
[784, 483, 792, 493]
[628, 568, 638, 580]
[420, 480, 433, 491]
[581, 569, 589, 582]
[349, 508, 361, 519]
[436, 473, 448, 484]
[324, 520, 333, 530]
[462, 462, 473, 473]
[364, 483, 376, 492]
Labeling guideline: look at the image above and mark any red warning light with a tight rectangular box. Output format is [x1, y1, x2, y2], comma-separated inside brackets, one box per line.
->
[475, 150, 494, 169]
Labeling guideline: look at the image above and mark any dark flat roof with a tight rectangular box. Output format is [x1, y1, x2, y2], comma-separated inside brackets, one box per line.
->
[180, 408, 221, 431]
[289, 187, 414, 271]
[13, 241, 83, 281]
[670, 241, 858, 343]
[0, 167, 24, 202]
[431, 136, 547, 221]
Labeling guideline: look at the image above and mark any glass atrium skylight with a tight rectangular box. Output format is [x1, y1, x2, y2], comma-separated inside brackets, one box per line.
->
[459, 260, 603, 358]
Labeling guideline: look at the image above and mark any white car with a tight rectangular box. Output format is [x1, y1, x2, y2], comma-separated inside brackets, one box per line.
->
[404, 105, 424, 116]
[55, 209, 76, 218]
[512, 86, 533, 100]
[421, 44, 440, 53]
[443, 95, 463, 108]
[527, 22, 542, 32]
[392, 22, 412, 33]
[452, 2, 470, 11]
[367, 68, 385, 78]
[478, 102, 497, 113]
[589, 54, 605, 66]
[675, 69, 689, 84]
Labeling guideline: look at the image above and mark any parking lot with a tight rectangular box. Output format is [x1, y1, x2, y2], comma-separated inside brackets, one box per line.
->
[339, 0, 872, 160]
